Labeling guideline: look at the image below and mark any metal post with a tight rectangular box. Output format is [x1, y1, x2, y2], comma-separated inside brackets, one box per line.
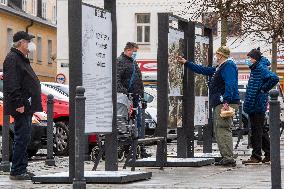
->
[203, 26, 213, 153]
[1, 100, 10, 172]
[177, 127, 187, 157]
[73, 86, 86, 189]
[183, 21, 195, 158]
[269, 90, 281, 189]
[104, 0, 118, 171]
[157, 13, 169, 164]
[45, 94, 55, 166]
[141, 108, 146, 139]
[69, 0, 82, 180]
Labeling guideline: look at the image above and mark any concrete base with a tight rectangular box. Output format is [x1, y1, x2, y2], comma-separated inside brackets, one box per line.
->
[132, 157, 214, 167]
[32, 171, 152, 184]
[194, 153, 222, 162]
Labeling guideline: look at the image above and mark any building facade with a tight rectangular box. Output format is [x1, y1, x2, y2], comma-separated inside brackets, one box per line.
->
[0, 0, 57, 81]
[57, 0, 284, 85]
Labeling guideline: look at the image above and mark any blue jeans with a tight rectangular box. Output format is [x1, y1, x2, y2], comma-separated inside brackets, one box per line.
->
[10, 113, 32, 176]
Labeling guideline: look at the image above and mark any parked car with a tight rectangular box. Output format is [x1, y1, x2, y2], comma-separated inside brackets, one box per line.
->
[44, 82, 158, 137]
[237, 81, 284, 132]
[144, 86, 177, 141]
[0, 92, 48, 158]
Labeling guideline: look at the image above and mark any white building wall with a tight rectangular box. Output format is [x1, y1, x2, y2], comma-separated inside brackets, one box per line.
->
[56, 0, 274, 84]
[57, 0, 69, 83]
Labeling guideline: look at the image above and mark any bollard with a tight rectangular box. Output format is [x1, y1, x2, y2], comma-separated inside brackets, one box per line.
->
[269, 90, 281, 189]
[0, 111, 10, 172]
[73, 86, 86, 189]
[141, 107, 146, 139]
[45, 94, 55, 166]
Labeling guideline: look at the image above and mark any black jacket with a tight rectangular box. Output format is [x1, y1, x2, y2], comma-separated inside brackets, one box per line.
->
[3, 48, 42, 116]
[116, 53, 144, 97]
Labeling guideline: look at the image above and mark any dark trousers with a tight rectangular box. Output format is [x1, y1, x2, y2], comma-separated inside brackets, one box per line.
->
[133, 96, 143, 139]
[249, 112, 270, 160]
[10, 113, 32, 176]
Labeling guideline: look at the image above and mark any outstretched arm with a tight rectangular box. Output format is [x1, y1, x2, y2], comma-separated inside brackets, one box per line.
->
[176, 56, 215, 76]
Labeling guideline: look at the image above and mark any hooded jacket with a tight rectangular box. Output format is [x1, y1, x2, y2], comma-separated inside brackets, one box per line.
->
[243, 59, 279, 114]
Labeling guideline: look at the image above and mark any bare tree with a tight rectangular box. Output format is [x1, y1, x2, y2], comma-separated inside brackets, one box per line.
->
[242, 0, 284, 72]
[180, 0, 246, 46]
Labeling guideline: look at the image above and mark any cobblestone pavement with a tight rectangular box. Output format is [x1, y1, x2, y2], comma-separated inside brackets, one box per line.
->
[0, 136, 284, 189]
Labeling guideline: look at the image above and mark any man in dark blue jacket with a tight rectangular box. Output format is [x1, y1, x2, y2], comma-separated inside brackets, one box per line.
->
[177, 46, 240, 167]
[243, 48, 279, 164]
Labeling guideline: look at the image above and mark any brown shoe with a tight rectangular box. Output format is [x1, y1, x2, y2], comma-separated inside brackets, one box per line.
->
[262, 157, 270, 164]
[242, 157, 262, 164]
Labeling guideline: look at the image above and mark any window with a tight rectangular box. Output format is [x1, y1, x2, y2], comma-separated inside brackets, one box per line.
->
[42, 1, 47, 19]
[52, 5, 56, 23]
[47, 40, 52, 64]
[31, 0, 37, 16]
[0, 0, 7, 5]
[37, 36, 42, 63]
[22, 0, 27, 12]
[7, 28, 13, 53]
[136, 13, 150, 44]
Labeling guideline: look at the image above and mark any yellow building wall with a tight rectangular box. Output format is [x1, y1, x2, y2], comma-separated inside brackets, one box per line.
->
[0, 11, 57, 82]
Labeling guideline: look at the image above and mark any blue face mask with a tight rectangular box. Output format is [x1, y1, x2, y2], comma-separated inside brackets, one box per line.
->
[132, 52, 137, 60]
[245, 59, 253, 67]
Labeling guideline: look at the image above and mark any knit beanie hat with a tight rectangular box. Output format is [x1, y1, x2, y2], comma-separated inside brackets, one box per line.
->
[247, 47, 262, 61]
[216, 46, 230, 58]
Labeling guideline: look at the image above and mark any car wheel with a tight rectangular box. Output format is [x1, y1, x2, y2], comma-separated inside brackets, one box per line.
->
[53, 122, 69, 156]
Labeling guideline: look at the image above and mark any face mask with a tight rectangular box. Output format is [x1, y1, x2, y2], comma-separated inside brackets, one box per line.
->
[132, 52, 137, 60]
[28, 42, 36, 52]
[213, 55, 218, 64]
[245, 59, 252, 67]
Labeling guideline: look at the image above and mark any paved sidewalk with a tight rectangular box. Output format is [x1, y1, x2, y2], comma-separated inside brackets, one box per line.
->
[0, 136, 283, 189]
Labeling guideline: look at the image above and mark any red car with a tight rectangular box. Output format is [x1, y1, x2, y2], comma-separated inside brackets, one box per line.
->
[0, 73, 97, 156]
[40, 84, 97, 156]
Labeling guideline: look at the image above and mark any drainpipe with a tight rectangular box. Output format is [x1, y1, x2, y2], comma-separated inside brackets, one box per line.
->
[26, 20, 34, 32]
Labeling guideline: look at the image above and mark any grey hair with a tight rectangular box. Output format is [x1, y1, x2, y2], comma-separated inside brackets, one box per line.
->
[12, 40, 24, 48]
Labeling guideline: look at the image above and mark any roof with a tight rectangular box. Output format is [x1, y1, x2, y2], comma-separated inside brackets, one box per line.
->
[0, 4, 56, 29]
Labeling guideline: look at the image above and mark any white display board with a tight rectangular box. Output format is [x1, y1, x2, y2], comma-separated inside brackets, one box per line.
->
[194, 96, 209, 126]
[82, 4, 113, 133]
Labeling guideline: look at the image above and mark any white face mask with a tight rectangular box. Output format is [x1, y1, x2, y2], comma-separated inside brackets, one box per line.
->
[213, 55, 218, 64]
[28, 42, 36, 53]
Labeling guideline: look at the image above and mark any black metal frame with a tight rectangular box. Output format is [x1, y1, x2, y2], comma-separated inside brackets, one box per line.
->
[32, 0, 152, 184]
[132, 13, 215, 168]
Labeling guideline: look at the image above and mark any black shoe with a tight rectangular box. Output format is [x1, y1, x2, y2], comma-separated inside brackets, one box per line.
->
[215, 159, 236, 167]
[9, 173, 31, 180]
[262, 157, 270, 164]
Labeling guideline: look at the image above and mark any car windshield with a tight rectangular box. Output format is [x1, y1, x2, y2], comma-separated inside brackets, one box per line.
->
[41, 82, 69, 96]
[41, 84, 69, 101]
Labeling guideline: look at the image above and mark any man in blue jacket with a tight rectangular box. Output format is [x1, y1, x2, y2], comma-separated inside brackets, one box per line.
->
[242, 48, 279, 164]
[177, 46, 240, 167]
